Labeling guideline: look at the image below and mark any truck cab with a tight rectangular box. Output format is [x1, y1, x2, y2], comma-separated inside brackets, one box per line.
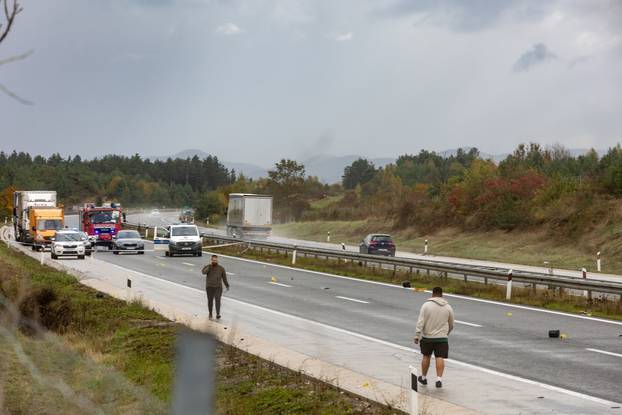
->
[30, 208, 64, 250]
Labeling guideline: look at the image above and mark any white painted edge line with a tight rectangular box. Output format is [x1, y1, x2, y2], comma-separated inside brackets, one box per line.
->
[207, 251, 622, 327]
[336, 295, 369, 304]
[97, 260, 621, 408]
[454, 320, 482, 328]
[270, 282, 292, 288]
[586, 348, 622, 358]
[182, 262, 195, 267]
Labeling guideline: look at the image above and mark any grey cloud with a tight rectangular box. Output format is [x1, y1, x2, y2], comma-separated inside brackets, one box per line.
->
[374, 0, 551, 32]
[513, 43, 556, 72]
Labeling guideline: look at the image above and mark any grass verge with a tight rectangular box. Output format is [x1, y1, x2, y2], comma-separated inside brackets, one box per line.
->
[273, 220, 622, 275]
[207, 243, 622, 321]
[0, 242, 403, 414]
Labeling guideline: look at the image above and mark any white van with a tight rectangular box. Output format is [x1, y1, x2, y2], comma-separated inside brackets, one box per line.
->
[164, 224, 202, 257]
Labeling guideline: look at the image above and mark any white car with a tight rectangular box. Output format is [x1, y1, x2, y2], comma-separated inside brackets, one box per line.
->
[150, 209, 160, 215]
[51, 230, 86, 260]
[165, 224, 202, 257]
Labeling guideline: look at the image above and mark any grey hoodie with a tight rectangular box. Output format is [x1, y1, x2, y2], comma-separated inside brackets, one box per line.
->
[415, 297, 455, 341]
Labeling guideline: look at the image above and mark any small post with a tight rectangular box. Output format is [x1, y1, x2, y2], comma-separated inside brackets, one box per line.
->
[326, 231, 330, 243]
[409, 365, 418, 415]
[596, 251, 601, 272]
[154, 226, 158, 240]
[145, 227, 149, 239]
[292, 248, 297, 265]
[424, 239, 428, 255]
[40, 250, 45, 265]
[506, 269, 513, 300]
[341, 243, 346, 250]
[126, 278, 132, 303]
[544, 261, 553, 275]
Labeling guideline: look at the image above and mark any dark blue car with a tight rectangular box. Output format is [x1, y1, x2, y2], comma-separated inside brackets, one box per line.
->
[359, 234, 396, 256]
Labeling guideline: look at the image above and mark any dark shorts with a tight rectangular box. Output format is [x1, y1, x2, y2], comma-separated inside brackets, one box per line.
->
[420, 340, 449, 358]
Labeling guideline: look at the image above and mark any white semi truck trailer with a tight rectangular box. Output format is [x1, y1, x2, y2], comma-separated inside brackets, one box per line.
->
[226, 193, 272, 238]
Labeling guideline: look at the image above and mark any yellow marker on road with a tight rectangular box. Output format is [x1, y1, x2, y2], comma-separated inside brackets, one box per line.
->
[506, 312, 513, 317]
[361, 381, 370, 388]
[271, 276, 277, 282]
[415, 287, 426, 292]
[560, 333, 567, 340]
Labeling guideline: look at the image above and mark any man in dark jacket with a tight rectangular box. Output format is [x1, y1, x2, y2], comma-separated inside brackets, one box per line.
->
[202, 255, 230, 319]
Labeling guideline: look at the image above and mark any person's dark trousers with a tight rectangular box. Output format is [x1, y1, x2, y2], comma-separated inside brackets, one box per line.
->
[206, 287, 223, 316]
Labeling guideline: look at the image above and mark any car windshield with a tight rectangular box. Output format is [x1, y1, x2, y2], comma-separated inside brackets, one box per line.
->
[118, 230, 140, 239]
[372, 235, 392, 242]
[37, 219, 62, 231]
[56, 233, 82, 242]
[171, 226, 198, 236]
[89, 210, 120, 224]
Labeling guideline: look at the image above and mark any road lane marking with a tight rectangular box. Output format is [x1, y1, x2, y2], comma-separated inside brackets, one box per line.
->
[270, 282, 292, 288]
[98, 261, 621, 408]
[455, 320, 482, 327]
[586, 348, 622, 358]
[336, 296, 369, 304]
[182, 262, 195, 267]
[206, 252, 622, 326]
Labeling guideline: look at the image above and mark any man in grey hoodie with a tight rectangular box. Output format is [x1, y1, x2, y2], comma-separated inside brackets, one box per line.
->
[414, 287, 454, 388]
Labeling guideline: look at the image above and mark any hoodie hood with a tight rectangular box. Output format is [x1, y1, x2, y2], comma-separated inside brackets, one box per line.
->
[427, 297, 448, 306]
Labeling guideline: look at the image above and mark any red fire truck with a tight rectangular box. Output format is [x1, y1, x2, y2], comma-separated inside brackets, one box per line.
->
[79, 203, 122, 248]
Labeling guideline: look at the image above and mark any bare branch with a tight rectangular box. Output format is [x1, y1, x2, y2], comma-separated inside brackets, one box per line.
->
[0, 0, 21, 46]
[0, 48, 31, 66]
[0, 82, 32, 105]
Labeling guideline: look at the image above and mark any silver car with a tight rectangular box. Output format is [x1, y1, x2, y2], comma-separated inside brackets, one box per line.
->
[112, 230, 145, 254]
[51, 230, 86, 260]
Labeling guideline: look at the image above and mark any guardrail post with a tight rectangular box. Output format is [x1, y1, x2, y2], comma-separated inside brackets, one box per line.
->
[424, 239, 428, 255]
[596, 251, 601, 272]
[126, 278, 132, 303]
[582, 267, 592, 302]
[292, 247, 297, 265]
[506, 270, 513, 300]
[409, 365, 418, 415]
[326, 231, 330, 243]
[40, 250, 45, 265]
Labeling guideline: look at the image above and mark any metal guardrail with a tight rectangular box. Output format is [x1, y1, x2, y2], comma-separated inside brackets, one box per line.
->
[123, 222, 622, 297]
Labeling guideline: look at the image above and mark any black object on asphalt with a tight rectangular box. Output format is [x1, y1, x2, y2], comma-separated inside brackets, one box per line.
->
[548, 330, 560, 338]
[402, 281, 411, 288]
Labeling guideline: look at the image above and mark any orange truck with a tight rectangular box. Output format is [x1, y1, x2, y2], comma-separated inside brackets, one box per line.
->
[13, 191, 64, 250]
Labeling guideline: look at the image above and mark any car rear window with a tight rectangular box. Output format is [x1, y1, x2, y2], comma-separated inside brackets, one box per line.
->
[372, 235, 393, 242]
[118, 230, 140, 239]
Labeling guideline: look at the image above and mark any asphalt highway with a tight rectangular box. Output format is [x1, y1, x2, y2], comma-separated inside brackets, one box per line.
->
[84, 239, 622, 404]
[64, 213, 622, 403]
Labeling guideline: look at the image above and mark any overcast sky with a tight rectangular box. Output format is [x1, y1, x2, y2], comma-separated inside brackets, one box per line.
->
[0, 0, 621, 165]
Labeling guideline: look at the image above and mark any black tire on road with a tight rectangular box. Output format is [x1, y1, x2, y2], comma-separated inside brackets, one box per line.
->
[78, 255, 85, 260]
[197, 251, 203, 257]
[51, 253, 58, 260]
[113, 251, 119, 255]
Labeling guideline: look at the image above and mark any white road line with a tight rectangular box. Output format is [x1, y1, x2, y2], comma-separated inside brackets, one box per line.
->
[98, 261, 621, 408]
[455, 320, 482, 327]
[206, 251, 622, 327]
[336, 296, 369, 304]
[586, 348, 622, 358]
[182, 262, 195, 267]
[228, 272, 236, 276]
[270, 282, 292, 288]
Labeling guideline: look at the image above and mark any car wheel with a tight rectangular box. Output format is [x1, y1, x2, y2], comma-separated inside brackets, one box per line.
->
[51, 253, 58, 260]
[197, 251, 202, 257]
[86, 252, 92, 256]
[165, 251, 170, 257]
[139, 251, 145, 255]
[113, 251, 119, 255]
[78, 255, 85, 260]
[31, 245, 36, 251]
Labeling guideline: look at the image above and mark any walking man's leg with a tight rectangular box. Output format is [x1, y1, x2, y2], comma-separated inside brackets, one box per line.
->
[215, 287, 223, 318]
[421, 355, 431, 377]
[206, 288, 215, 318]
[435, 357, 445, 377]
